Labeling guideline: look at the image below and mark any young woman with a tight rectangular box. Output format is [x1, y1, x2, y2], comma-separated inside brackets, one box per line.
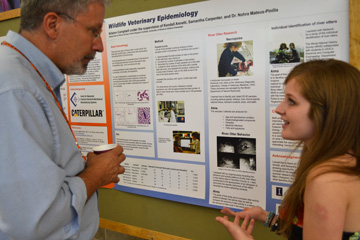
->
[218, 42, 246, 77]
[272, 43, 289, 64]
[287, 43, 300, 63]
[173, 135, 183, 153]
[190, 132, 200, 154]
[216, 59, 360, 240]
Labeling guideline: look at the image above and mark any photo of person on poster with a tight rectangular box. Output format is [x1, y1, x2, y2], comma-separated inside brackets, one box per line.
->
[270, 39, 304, 64]
[189, 132, 200, 154]
[217, 41, 253, 77]
[271, 42, 289, 63]
[158, 101, 185, 123]
[173, 134, 183, 153]
[287, 42, 301, 63]
[172, 131, 200, 154]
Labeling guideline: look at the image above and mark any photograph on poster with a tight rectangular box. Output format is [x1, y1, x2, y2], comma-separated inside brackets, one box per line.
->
[218, 153, 240, 169]
[0, 0, 20, 12]
[217, 40, 254, 77]
[217, 137, 256, 171]
[173, 131, 200, 154]
[270, 42, 304, 64]
[269, 29, 305, 64]
[158, 101, 185, 123]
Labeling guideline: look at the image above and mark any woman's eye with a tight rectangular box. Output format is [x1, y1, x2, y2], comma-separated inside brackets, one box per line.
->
[288, 99, 295, 105]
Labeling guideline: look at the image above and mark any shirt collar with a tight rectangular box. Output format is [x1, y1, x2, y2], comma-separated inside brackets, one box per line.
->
[5, 30, 65, 90]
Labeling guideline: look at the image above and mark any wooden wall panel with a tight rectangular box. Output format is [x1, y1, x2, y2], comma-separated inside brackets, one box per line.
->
[350, 0, 360, 70]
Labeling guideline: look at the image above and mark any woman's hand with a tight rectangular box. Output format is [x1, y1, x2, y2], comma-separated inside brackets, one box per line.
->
[216, 214, 255, 240]
[221, 206, 268, 223]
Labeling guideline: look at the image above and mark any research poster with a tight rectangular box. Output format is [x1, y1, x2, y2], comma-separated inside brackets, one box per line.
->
[64, 0, 349, 212]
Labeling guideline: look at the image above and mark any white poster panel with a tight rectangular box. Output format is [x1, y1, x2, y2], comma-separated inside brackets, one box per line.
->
[98, 0, 349, 210]
[69, 85, 107, 123]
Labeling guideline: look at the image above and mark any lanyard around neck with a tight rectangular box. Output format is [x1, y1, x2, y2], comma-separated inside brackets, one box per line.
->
[2, 41, 81, 151]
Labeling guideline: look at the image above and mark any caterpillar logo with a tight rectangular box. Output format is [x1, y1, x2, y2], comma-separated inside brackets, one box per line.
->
[72, 109, 103, 117]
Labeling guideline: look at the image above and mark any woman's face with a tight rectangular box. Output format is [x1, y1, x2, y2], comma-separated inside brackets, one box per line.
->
[275, 78, 315, 147]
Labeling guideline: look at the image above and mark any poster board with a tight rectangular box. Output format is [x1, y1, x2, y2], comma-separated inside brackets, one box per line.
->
[64, 0, 349, 213]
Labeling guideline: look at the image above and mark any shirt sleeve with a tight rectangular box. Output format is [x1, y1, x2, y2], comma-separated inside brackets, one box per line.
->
[234, 51, 246, 62]
[0, 89, 88, 239]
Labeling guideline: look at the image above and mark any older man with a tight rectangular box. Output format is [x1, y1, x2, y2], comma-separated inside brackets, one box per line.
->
[0, 1, 125, 239]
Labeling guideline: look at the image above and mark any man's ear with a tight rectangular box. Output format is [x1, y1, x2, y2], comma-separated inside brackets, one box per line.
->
[43, 12, 62, 39]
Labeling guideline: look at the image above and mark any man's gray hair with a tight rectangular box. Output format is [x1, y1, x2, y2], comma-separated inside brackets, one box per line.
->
[19, 0, 109, 32]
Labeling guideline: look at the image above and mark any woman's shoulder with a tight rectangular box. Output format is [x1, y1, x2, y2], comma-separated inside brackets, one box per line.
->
[307, 155, 358, 184]
[304, 156, 359, 209]
[305, 154, 360, 232]
[307, 155, 359, 189]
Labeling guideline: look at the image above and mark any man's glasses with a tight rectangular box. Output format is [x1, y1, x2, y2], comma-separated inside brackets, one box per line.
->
[57, 12, 102, 41]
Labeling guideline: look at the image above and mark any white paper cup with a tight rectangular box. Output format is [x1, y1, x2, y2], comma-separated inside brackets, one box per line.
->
[92, 144, 117, 154]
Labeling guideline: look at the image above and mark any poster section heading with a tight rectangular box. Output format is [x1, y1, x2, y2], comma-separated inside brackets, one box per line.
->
[108, 9, 281, 27]
[106, 7, 281, 39]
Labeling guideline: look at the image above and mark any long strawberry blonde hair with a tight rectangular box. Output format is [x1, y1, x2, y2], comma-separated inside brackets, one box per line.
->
[279, 59, 360, 237]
